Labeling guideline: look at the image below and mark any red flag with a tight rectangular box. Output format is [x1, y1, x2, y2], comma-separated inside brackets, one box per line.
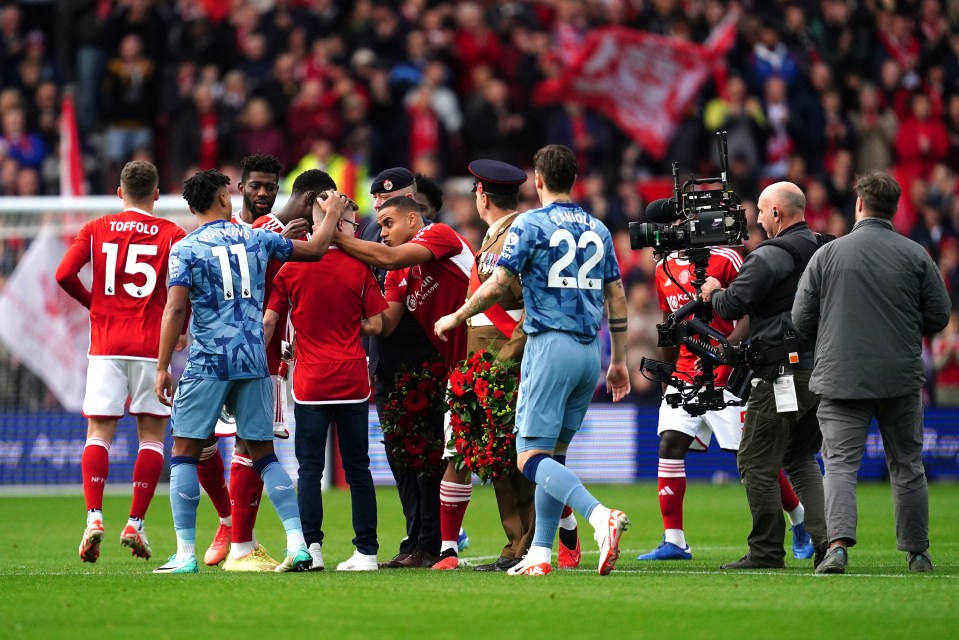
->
[59, 92, 85, 197]
[535, 15, 738, 159]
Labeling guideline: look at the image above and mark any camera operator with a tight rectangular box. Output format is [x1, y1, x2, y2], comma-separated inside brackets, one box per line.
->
[793, 172, 950, 574]
[700, 181, 827, 569]
[638, 243, 815, 562]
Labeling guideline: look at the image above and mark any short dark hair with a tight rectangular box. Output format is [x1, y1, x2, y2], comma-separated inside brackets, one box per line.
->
[855, 171, 901, 219]
[291, 168, 336, 195]
[239, 153, 283, 182]
[533, 144, 578, 193]
[415, 173, 444, 212]
[183, 169, 230, 213]
[487, 191, 520, 211]
[120, 161, 158, 200]
[379, 195, 420, 216]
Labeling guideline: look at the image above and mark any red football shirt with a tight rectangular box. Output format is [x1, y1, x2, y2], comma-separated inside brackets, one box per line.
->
[655, 247, 743, 386]
[269, 248, 388, 402]
[56, 208, 186, 359]
[384, 223, 471, 368]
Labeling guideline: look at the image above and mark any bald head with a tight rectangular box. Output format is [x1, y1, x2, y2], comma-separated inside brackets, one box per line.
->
[757, 181, 806, 238]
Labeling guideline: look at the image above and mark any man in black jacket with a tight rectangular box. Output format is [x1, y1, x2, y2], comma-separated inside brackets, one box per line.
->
[701, 181, 827, 569]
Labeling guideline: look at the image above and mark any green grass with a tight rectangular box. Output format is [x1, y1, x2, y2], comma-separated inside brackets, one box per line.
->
[1, 482, 957, 640]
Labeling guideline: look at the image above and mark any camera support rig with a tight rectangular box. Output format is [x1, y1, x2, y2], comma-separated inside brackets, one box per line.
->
[640, 247, 746, 416]
[635, 131, 752, 416]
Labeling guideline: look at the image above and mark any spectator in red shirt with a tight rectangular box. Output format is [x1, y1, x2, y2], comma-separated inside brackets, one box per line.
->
[932, 309, 959, 407]
[453, 3, 502, 94]
[894, 92, 948, 228]
[236, 97, 287, 167]
[265, 196, 388, 572]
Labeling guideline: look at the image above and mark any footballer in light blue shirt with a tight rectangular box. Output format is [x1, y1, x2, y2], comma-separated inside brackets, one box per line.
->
[152, 169, 346, 574]
[434, 145, 632, 577]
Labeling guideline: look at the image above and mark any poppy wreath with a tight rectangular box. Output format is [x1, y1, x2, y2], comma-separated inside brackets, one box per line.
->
[447, 349, 520, 482]
[380, 354, 449, 477]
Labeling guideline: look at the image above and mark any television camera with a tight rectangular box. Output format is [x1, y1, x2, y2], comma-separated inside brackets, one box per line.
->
[631, 132, 752, 415]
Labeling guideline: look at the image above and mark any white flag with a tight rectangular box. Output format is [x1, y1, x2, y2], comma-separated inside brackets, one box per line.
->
[0, 226, 90, 411]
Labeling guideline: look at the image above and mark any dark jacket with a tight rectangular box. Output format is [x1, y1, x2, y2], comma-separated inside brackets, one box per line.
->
[793, 216, 951, 398]
[712, 222, 817, 360]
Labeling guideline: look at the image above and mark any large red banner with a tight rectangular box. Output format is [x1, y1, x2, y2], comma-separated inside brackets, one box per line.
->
[535, 16, 738, 159]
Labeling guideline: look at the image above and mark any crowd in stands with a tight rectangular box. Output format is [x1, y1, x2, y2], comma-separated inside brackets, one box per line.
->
[2, 0, 959, 405]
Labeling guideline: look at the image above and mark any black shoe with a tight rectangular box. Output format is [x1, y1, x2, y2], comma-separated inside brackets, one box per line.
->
[473, 556, 520, 572]
[720, 554, 784, 570]
[813, 544, 828, 569]
[378, 552, 410, 569]
[815, 546, 848, 574]
[908, 551, 933, 573]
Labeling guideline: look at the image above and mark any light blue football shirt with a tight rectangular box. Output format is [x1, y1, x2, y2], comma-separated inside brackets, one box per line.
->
[169, 219, 293, 380]
[497, 202, 620, 343]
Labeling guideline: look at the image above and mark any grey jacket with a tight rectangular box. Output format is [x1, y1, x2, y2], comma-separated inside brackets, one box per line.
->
[712, 222, 816, 354]
[792, 216, 951, 399]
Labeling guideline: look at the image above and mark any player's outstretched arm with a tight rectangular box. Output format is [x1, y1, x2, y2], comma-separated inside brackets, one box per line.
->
[434, 265, 515, 342]
[604, 278, 631, 402]
[335, 231, 434, 271]
[155, 285, 189, 407]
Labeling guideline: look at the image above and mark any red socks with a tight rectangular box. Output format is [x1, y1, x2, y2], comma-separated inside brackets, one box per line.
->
[778, 469, 800, 512]
[658, 458, 686, 531]
[230, 453, 263, 544]
[129, 440, 164, 519]
[439, 481, 472, 552]
[82, 438, 110, 512]
[197, 445, 232, 519]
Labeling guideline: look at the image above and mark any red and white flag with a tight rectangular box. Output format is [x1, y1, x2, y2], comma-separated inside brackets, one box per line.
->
[0, 226, 91, 412]
[59, 91, 85, 198]
[0, 92, 92, 411]
[534, 15, 738, 159]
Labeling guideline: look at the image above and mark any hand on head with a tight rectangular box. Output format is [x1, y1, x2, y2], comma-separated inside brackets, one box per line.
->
[315, 190, 358, 216]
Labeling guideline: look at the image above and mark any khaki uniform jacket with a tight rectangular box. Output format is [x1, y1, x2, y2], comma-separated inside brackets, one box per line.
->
[467, 211, 527, 362]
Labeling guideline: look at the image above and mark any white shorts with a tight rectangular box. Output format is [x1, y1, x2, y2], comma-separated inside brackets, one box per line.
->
[657, 389, 746, 452]
[443, 407, 454, 460]
[441, 379, 459, 460]
[83, 358, 170, 419]
[213, 374, 287, 437]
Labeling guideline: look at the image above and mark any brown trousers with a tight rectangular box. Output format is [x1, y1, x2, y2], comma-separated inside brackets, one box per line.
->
[492, 469, 536, 559]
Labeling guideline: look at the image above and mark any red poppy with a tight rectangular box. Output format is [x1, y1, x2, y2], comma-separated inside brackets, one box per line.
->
[404, 389, 428, 414]
[475, 378, 490, 401]
[405, 434, 427, 455]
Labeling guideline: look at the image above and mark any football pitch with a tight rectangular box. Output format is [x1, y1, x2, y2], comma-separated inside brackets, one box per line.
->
[2, 482, 957, 640]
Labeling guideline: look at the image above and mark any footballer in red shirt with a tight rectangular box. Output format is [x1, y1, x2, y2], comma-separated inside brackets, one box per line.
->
[336, 196, 471, 367]
[55, 161, 185, 565]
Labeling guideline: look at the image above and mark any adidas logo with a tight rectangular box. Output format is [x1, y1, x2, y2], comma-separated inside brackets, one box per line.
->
[658, 487, 675, 496]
